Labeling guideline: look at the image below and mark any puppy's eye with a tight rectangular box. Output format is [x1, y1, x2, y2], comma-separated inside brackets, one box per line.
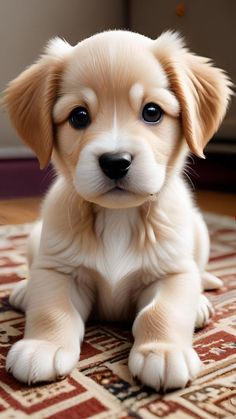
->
[142, 103, 163, 124]
[68, 107, 91, 129]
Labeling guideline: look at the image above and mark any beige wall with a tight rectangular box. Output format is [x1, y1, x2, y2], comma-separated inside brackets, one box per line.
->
[0, 0, 126, 157]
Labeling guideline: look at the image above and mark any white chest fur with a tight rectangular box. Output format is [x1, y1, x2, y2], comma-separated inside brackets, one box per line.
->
[92, 207, 143, 283]
[72, 207, 149, 320]
[74, 205, 188, 289]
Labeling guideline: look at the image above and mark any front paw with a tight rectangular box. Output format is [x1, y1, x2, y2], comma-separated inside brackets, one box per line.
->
[6, 339, 79, 384]
[128, 342, 201, 391]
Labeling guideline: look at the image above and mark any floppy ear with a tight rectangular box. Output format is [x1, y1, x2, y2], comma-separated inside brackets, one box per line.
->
[4, 43, 67, 168]
[154, 32, 232, 157]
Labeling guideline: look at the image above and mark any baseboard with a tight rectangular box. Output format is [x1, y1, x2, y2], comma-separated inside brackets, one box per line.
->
[190, 153, 236, 193]
[0, 158, 55, 199]
[0, 153, 235, 199]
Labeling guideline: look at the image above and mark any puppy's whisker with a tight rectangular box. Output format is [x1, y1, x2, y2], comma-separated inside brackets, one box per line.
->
[186, 153, 195, 165]
[183, 169, 196, 190]
[184, 164, 199, 179]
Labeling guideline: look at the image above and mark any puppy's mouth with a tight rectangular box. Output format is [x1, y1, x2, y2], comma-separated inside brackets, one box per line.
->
[109, 184, 131, 194]
[85, 178, 158, 208]
[100, 180, 135, 197]
[114, 186, 125, 192]
[110, 180, 135, 194]
[105, 181, 152, 198]
[113, 181, 126, 192]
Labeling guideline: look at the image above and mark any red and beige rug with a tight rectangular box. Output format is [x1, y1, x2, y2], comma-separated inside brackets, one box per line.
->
[0, 213, 235, 418]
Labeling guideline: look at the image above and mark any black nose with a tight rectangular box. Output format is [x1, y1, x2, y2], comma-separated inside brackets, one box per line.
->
[99, 152, 132, 180]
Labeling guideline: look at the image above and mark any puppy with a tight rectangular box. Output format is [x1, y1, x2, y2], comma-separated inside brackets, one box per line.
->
[5, 30, 231, 391]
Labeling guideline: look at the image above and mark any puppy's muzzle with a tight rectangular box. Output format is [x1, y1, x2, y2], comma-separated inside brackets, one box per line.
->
[99, 152, 133, 180]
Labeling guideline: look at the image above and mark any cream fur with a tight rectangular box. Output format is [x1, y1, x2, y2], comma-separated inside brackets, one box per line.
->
[5, 30, 232, 390]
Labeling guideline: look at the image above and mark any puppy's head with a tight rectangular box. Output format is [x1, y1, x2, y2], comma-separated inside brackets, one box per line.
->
[5, 31, 232, 209]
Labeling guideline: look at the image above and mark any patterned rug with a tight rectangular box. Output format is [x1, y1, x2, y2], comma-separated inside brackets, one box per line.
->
[0, 213, 235, 419]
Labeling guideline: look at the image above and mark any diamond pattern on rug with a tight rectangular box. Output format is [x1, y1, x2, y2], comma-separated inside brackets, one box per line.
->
[0, 214, 235, 418]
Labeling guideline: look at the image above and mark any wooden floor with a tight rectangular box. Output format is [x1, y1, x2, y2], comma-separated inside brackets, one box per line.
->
[0, 191, 235, 225]
[194, 191, 236, 217]
[0, 197, 42, 225]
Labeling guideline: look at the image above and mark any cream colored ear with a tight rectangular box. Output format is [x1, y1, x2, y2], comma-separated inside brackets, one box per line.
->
[154, 31, 232, 157]
[4, 50, 65, 168]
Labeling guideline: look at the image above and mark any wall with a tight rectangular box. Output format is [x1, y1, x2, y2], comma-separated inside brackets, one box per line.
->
[0, 0, 126, 158]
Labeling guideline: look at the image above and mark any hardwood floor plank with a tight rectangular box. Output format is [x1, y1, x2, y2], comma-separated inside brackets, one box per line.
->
[0, 197, 42, 225]
[195, 191, 236, 217]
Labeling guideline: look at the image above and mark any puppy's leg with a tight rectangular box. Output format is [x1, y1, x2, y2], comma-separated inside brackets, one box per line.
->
[6, 268, 91, 384]
[129, 266, 202, 391]
[192, 212, 221, 328]
[193, 212, 222, 290]
[9, 221, 42, 313]
[202, 271, 223, 290]
[9, 279, 28, 312]
[27, 221, 42, 267]
[195, 294, 214, 329]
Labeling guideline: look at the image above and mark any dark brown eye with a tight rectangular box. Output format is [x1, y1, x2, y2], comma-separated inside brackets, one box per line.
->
[69, 106, 91, 129]
[142, 103, 163, 124]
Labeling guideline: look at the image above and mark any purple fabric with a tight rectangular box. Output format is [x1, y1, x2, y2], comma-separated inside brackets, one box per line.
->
[0, 159, 55, 198]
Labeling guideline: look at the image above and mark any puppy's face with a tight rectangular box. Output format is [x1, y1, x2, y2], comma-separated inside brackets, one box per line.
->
[53, 32, 181, 208]
[5, 31, 231, 209]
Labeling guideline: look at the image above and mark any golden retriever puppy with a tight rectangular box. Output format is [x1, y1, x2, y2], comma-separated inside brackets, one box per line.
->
[5, 30, 231, 390]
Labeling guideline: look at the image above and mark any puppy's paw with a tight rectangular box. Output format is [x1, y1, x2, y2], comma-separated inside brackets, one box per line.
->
[9, 279, 28, 312]
[202, 271, 223, 290]
[195, 294, 214, 329]
[128, 342, 201, 391]
[6, 339, 79, 384]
